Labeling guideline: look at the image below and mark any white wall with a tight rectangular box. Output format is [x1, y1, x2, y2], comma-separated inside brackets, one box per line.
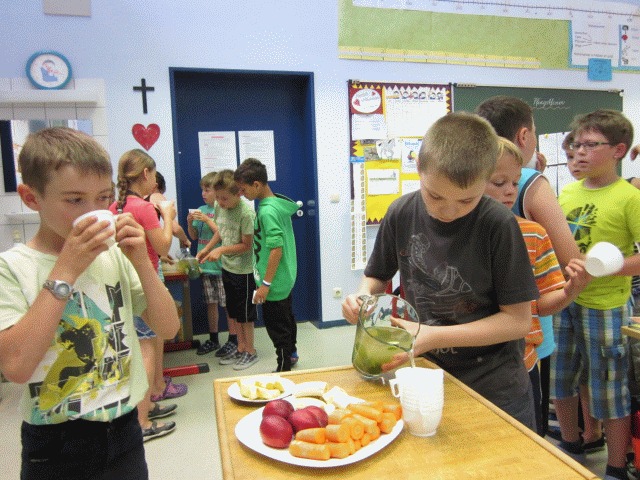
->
[3, 1, 640, 323]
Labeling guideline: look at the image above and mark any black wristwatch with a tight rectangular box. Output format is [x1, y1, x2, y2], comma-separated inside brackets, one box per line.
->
[43, 280, 74, 301]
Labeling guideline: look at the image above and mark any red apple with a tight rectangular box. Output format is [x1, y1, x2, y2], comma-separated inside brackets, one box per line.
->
[262, 399, 294, 419]
[288, 408, 321, 433]
[304, 406, 328, 427]
[259, 414, 293, 449]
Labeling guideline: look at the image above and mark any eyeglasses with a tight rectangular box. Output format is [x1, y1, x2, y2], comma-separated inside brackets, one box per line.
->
[569, 141, 611, 151]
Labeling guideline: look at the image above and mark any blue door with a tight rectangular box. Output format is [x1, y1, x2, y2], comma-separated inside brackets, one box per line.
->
[169, 68, 321, 332]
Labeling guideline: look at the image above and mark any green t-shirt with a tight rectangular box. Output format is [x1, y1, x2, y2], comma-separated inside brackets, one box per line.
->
[192, 204, 222, 276]
[215, 199, 255, 274]
[559, 177, 640, 309]
[0, 244, 148, 425]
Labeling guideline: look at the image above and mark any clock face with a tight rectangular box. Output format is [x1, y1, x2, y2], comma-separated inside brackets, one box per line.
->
[26, 51, 72, 90]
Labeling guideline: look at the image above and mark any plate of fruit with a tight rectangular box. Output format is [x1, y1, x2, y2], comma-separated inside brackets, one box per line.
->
[228, 376, 296, 403]
[234, 397, 403, 467]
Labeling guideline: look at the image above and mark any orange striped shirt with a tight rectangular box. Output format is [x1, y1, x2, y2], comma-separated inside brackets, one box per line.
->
[517, 217, 566, 371]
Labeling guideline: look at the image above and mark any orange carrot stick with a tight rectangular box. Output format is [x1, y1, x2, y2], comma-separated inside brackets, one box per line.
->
[382, 403, 403, 421]
[362, 400, 384, 412]
[352, 413, 378, 435]
[288, 440, 331, 461]
[325, 423, 349, 443]
[348, 403, 383, 422]
[295, 428, 326, 444]
[369, 424, 381, 441]
[378, 412, 397, 434]
[328, 408, 352, 425]
[326, 441, 351, 459]
[360, 432, 371, 447]
[340, 416, 364, 440]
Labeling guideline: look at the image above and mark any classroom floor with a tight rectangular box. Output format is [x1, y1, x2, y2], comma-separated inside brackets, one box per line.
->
[0, 322, 612, 479]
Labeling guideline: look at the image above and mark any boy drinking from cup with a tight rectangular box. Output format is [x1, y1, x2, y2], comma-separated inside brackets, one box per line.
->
[0, 127, 179, 478]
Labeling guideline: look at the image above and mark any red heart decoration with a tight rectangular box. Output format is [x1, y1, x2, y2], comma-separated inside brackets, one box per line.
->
[132, 123, 160, 150]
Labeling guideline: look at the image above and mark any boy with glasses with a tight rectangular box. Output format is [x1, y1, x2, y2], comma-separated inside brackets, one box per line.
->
[553, 109, 640, 480]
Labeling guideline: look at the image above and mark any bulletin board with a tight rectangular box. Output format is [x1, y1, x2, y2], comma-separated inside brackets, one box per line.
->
[349, 80, 451, 269]
[349, 80, 451, 224]
[452, 84, 623, 194]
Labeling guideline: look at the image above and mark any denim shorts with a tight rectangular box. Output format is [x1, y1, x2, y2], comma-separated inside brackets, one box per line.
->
[134, 316, 156, 339]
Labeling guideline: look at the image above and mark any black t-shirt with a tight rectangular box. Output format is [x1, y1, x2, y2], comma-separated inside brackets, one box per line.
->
[365, 192, 539, 408]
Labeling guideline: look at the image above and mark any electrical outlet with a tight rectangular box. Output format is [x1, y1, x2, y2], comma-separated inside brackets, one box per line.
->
[333, 287, 342, 298]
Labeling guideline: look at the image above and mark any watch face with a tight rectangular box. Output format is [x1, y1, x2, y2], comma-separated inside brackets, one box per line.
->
[26, 51, 72, 90]
[57, 283, 72, 297]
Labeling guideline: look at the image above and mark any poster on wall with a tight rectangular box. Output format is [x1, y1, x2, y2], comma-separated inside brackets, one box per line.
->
[238, 130, 276, 181]
[198, 131, 237, 175]
[348, 80, 451, 269]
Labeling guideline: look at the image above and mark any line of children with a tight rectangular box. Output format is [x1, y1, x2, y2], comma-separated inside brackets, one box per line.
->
[187, 172, 230, 357]
[0, 127, 179, 478]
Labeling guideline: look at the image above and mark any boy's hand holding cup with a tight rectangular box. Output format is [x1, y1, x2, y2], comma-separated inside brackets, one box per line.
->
[73, 210, 116, 247]
[584, 241, 624, 277]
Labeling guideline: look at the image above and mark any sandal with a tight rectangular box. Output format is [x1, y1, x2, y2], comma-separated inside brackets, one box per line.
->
[151, 380, 188, 402]
[148, 402, 177, 419]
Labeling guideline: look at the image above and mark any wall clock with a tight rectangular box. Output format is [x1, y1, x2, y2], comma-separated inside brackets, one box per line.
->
[26, 51, 72, 90]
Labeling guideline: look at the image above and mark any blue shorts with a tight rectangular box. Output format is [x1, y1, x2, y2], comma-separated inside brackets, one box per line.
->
[551, 302, 631, 419]
[133, 267, 163, 339]
[134, 316, 156, 339]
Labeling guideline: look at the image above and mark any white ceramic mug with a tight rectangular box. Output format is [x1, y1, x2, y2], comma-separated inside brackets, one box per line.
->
[389, 367, 444, 437]
[585, 241, 624, 277]
[73, 210, 116, 247]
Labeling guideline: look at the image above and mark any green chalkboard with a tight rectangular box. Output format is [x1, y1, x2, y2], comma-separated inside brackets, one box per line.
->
[452, 85, 623, 135]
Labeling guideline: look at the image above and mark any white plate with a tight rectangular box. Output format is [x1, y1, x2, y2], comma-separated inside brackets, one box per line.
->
[235, 406, 404, 468]
[227, 376, 296, 403]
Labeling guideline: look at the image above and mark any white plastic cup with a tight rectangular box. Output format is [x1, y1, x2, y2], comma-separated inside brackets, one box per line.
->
[401, 402, 444, 437]
[585, 241, 624, 277]
[389, 367, 444, 437]
[73, 210, 116, 247]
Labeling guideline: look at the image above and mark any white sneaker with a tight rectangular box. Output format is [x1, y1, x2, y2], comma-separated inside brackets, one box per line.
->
[233, 352, 258, 370]
[219, 351, 242, 365]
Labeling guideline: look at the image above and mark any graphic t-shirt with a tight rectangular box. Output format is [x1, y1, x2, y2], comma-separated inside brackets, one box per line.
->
[0, 244, 148, 425]
[365, 192, 539, 408]
[559, 177, 640, 309]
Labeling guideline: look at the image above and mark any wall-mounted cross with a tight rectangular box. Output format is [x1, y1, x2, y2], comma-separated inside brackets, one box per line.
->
[133, 78, 155, 114]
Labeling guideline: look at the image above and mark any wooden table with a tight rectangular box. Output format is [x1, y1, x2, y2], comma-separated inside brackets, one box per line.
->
[213, 359, 599, 480]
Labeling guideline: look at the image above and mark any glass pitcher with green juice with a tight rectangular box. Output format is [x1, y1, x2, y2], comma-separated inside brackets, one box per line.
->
[176, 247, 201, 280]
[352, 294, 420, 383]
